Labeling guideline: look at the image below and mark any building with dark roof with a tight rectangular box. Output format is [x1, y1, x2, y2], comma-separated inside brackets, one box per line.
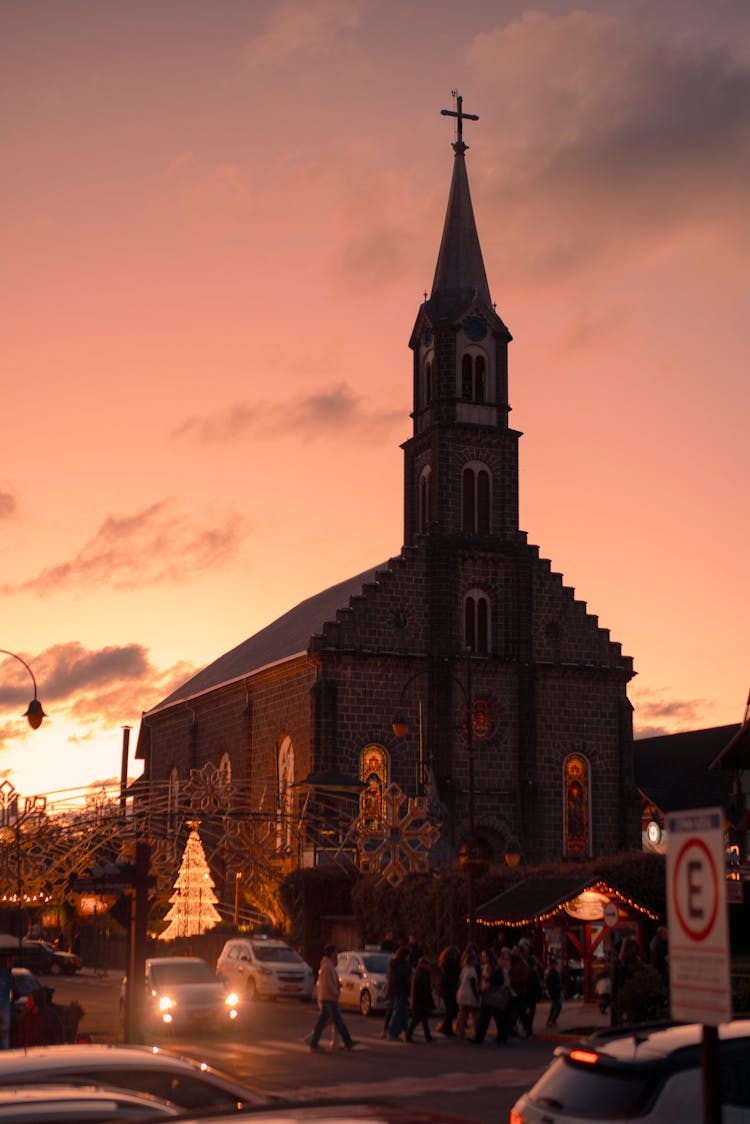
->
[134, 100, 640, 916]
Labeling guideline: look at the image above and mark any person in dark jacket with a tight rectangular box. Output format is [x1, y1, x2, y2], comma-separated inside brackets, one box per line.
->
[386, 947, 412, 1041]
[436, 945, 460, 1037]
[405, 957, 434, 1042]
[545, 957, 563, 1026]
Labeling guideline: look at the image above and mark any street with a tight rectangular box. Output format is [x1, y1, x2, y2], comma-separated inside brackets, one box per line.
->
[46, 970, 601, 1123]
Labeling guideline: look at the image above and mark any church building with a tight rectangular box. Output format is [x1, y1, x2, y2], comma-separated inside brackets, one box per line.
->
[134, 100, 639, 902]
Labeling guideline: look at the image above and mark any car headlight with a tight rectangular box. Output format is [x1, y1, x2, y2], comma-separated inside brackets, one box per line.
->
[158, 996, 175, 1012]
[225, 992, 239, 1008]
[259, 966, 273, 975]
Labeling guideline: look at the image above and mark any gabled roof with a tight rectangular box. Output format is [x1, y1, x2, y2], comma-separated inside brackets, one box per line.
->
[634, 725, 740, 814]
[475, 875, 657, 927]
[147, 564, 385, 714]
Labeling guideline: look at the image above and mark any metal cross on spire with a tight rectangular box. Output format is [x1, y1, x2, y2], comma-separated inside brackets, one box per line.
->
[440, 90, 479, 151]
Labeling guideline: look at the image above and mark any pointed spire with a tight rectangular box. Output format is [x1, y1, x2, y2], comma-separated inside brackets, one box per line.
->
[429, 94, 491, 318]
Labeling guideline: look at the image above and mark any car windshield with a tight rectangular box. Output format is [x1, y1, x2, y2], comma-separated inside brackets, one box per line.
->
[150, 961, 215, 986]
[254, 946, 302, 964]
[362, 955, 390, 973]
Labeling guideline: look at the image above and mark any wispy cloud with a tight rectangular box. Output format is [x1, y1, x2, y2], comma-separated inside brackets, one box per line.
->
[632, 688, 714, 737]
[244, 0, 361, 67]
[1, 500, 245, 596]
[469, 10, 750, 281]
[0, 489, 17, 520]
[0, 642, 196, 741]
[172, 383, 402, 444]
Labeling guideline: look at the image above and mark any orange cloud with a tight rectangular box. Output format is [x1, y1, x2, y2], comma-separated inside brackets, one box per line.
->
[244, 0, 361, 67]
[2, 501, 246, 595]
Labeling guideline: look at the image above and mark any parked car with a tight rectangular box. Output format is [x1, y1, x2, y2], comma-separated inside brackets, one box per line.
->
[10, 967, 49, 1014]
[336, 950, 390, 1015]
[510, 1019, 750, 1123]
[141, 1099, 476, 1123]
[0, 1044, 268, 1112]
[0, 935, 82, 976]
[120, 957, 240, 1034]
[216, 936, 315, 1001]
[0, 1082, 179, 1121]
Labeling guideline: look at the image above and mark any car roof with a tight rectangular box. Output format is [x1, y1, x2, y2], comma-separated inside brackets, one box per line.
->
[586, 1019, 750, 1060]
[0, 1043, 239, 1078]
[146, 957, 208, 967]
[0, 1081, 179, 1112]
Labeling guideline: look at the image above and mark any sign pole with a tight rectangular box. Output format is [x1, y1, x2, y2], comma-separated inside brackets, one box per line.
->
[666, 807, 730, 1124]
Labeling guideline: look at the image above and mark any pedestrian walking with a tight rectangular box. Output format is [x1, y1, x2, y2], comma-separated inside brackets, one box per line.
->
[386, 946, 412, 1041]
[406, 957, 434, 1042]
[308, 945, 357, 1052]
[0, 955, 13, 1051]
[508, 946, 529, 1037]
[473, 948, 510, 1046]
[455, 944, 480, 1039]
[519, 939, 541, 1038]
[545, 957, 563, 1026]
[436, 945, 460, 1037]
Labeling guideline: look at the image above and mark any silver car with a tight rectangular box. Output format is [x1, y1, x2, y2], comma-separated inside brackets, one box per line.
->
[121, 956, 240, 1033]
[0, 1044, 267, 1112]
[336, 950, 390, 1016]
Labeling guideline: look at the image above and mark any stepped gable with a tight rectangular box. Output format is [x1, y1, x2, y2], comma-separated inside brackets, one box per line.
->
[530, 545, 633, 672]
[310, 548, 425, 654]
[149, 564, 387, 713]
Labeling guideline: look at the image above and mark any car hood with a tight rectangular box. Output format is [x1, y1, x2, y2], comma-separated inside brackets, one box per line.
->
[152, 982, 228, 1003]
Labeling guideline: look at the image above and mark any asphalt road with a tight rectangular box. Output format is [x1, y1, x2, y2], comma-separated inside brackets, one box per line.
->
[47, 970, 566, 1124]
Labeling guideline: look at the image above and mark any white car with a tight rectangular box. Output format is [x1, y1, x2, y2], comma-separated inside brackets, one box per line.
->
[0, 1044, 267, 1113]
[336, 950, 390, 1016]
[216, 936, 314, 1001]
[510, 1019, 750, 1123]
[0, 1083, 179, 1121]
[120, 957, 240, 1033]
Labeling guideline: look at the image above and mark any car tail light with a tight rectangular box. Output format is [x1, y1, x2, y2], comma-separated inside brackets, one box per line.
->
[569, 1048, 600, 1065]
[509, 1110, 523, 1124]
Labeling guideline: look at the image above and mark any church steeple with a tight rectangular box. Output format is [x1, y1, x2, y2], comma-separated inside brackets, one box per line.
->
[429, 95, 491, 319]
[404, 96, 519, 549]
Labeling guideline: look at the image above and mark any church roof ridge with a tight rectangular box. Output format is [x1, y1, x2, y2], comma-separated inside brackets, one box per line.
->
[146, 562, 389, 714]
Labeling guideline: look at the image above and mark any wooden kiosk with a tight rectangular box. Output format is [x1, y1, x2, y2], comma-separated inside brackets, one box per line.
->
[475, 875, 659, 1001]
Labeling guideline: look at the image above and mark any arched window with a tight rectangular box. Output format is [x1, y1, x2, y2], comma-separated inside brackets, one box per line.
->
[277, 737, 295, 850]
[167, 767, 180, 835]
[418, 466, 432, 533]
[461, 352, 486, 402]
[563, 753, 591, 857]
[464, 590, 490, 654]
[423, 358, 433, 407]
[359, 745, 389, 828]
[462, 463, 491, 533]
[218, 753, 232, 807]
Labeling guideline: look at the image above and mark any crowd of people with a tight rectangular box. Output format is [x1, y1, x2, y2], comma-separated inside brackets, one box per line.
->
[307, 925, 669, 1052]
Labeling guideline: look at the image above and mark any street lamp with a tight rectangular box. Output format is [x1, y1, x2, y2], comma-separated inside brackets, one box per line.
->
[0, 649, 47, 729]
[392, 656, 478, 936]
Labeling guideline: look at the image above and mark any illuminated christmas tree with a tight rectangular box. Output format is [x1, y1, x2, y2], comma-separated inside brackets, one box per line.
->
[159, 822, 222, 939]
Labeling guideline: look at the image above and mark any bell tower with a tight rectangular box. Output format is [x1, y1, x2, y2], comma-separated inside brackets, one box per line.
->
[404, 95, 522, 550]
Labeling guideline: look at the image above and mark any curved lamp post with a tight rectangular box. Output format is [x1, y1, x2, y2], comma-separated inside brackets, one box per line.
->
[0, 649, 47, 729]
[392, 657, 477, 936]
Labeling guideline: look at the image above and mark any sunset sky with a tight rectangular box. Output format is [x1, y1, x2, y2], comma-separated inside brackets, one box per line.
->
[2, 0, 748, 801]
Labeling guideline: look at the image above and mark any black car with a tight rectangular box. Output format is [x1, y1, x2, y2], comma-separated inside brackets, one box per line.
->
[11, 940, 81, 976]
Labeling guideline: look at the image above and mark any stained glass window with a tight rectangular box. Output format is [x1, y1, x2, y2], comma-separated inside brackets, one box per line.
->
[359, 745, 389, 828]
[563, 753, 590, 857]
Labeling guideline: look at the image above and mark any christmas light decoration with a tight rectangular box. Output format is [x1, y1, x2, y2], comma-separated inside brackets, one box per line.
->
[159, 821, 222, 940]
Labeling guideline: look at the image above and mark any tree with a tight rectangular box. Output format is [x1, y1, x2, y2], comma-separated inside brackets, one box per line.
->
[158, 823, 221, 940]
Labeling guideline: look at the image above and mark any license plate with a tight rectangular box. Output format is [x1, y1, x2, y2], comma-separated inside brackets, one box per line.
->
[281, 985, 300, 992]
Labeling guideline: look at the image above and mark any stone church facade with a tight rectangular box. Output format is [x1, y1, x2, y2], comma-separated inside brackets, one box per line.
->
[135, 112, 639, 893]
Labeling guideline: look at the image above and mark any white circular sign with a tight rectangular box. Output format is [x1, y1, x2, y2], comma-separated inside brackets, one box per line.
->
[603, 902, 619, 928]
